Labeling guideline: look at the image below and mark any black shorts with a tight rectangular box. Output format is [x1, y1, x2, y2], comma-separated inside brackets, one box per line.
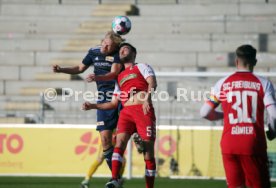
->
[96, 108, 119, 131]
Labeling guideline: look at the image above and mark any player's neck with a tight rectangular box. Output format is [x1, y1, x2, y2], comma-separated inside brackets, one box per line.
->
[237, 68, 250, 72]
[124, 62, 135, 69]
[237, 65, 254, 72]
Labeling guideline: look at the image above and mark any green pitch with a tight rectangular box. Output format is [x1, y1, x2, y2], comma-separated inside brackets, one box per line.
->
[0, 177, 275, 188]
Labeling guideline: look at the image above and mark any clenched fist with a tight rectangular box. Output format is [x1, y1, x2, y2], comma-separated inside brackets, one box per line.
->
[86, 74, 96, 82]
[82, 101, 96, 111]
[52, 65, 61, 73]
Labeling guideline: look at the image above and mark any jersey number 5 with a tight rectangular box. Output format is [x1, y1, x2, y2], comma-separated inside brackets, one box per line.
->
[227, 90, 257, 124]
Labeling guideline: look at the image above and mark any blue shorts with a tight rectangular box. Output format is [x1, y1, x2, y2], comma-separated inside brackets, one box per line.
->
[96, 108, 119, 131]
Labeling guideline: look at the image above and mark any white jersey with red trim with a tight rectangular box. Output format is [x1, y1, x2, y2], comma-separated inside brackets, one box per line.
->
[114, 63, 155, 105]
[209, 71, 276, 155]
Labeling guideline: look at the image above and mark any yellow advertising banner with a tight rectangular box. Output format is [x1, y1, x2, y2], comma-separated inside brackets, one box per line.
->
[0, 124, 226, 178]
[0, 125, 104, 175]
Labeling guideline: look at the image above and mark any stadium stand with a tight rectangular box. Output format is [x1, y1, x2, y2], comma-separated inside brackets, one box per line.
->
[0, 0, 276, 182]
[0, 0, 275, 125]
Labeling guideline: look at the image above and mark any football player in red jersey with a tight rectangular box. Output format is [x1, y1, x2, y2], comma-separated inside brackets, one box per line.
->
[201, 44, 276, 188]
[82, 43, 157, 188]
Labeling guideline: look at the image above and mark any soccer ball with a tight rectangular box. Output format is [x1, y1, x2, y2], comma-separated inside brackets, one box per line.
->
[112, 16, 131, 35]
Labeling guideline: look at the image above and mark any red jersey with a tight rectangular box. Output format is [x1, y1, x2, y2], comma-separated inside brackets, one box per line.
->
[208, 71, 276, 155]
[114, 63, 155, 105]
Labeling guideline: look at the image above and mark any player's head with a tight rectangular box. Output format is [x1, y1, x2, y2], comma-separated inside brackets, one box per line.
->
[235, 44, 257, 71]
[101, 31, 125, 55]
[119, 42, 137, 64]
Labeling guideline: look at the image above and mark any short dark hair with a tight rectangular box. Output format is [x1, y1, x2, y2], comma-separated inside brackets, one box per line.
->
[119, 42, 137, 55]
[236, 44, 257, 66]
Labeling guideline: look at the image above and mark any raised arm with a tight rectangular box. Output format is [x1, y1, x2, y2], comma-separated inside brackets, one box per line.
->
[52, 64, 89, 74]
[82, 95, 119, 111]
[86, 63, 122, 82]
[96, 63, 122, 81]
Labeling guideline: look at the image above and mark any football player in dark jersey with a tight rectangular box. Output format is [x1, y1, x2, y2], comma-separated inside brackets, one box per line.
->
[53, 31, 125, 188]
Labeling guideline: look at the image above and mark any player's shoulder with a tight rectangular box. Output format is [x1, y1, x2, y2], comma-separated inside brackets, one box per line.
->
[252, 73, 269, 83]
[216, 74, 232, 85]
[136, 63, 154, 70]
[252, 73, 274, 90]
[88, 46, 101, 54]
[211, 74, 232, 93]
[135, 63, 155, 78]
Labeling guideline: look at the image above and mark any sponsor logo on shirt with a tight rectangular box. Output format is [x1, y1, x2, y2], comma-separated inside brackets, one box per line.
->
[105, 56, 114, 62]
[94, 62, 111, 67]
[119, 73, 137, 86]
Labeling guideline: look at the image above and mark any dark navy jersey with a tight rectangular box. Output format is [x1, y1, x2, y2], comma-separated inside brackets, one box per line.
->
[82, 46, 120, 102]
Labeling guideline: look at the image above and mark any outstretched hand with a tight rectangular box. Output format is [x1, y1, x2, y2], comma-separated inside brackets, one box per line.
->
[86, 74, 96, 82]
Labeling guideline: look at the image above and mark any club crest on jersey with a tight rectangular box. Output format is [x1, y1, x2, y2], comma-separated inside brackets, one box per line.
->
[105, 56, 114, 62]
[120, 73, 137, 86]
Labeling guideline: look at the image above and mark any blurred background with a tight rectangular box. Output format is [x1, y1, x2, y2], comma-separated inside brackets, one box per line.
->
[0, 0, 275, 183]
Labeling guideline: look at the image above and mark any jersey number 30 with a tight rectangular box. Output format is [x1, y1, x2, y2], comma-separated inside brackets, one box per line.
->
[227, 90, 257, 124]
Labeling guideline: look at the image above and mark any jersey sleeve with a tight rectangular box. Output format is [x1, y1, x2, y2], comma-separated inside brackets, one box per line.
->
[256, 75, 276, 107]
[264, 80, 276, 107]
[137, 63, 155, 79]
[82, 49, 94, 66]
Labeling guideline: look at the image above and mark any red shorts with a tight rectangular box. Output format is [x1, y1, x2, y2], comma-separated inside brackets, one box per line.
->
[117, 104, 156, 141]
[222, 153, 271, 188]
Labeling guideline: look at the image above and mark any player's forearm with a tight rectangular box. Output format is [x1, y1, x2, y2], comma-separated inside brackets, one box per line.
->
[94, 102, 117, 110]
[95, 63, 121, 81]
[145, 87, 154, 103]
[200, 103, 224, 121]
[267, 104, 276, 120]
[59, 66, 84, 74]
[207, 110, 224, 121]
[267, 104, 276, 138]
[95, 72, 117, 81]
[83, 97, 118, 111]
